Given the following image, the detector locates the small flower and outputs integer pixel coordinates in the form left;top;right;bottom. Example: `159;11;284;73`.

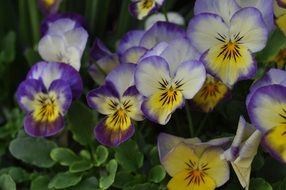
16;62;82;137
135;38;205;125
247;69;286;163
188;7;268;86
38;0;62;15
38;15;88;71
192;75;228;112
158;134;230;190
87;64;144;147
129;0;165;20
224;116;262;190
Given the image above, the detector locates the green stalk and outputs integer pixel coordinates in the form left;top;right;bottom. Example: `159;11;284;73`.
19;0;30;46
185;102;194;137
27;0;40;45
194;113;209;137
115;0;130;39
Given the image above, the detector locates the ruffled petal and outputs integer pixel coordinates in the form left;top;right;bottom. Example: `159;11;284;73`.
187;13;229;53
145;12;185;30
117;30;145;54
120;46;147;64
140;21;186;49
247;85;286;133
173;60;206;99
230;7;268;53
128;0;157;20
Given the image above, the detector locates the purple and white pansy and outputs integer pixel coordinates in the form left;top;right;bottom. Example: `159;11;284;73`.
129;0;165;20
16;61;82;137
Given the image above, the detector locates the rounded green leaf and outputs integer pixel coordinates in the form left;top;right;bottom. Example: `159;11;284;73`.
99;159;118;189
9;137;57;168
50;148;80;166
0;167;29;183
69;160;93;173
67;177;98;190
48;172;82;189
249;178;272;190
80;150;91;160
114;140;144;171
94;145;109;166
0;174;16;190
30;176;50;190
148;165;166;183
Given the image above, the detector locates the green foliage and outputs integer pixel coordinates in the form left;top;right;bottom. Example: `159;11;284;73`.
148;165;166;183
93;145;109;166
48;172;83;189
99;159;118;189
9;136;57;168
0;167;29;183
114;140;144;172
249;178;272;190
0;174;16;190
50;148;81;166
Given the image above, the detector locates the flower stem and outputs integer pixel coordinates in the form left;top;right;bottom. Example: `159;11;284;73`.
195;113;209;136
163;6;169;22
185;102;194;137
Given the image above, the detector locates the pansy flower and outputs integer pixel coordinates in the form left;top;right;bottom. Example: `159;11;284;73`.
145;12;185;30
135;38;206;125
129;0;165;20
158;133;230;190
247;69;286;162
192;75;228;112
16;62;82;137
188;7;268;86
224;116;262;190
87;64;144;147
38;0;62;15
38;15;88;71
88;38;119;85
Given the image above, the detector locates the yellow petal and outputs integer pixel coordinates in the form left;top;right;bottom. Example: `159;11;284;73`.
277;14;286;36
264;125;286;162
199;147;230;187
167;169;216;190
163;143;199;176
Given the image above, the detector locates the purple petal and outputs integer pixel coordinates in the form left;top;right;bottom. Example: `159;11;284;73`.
90;38;113;61
117;30;145;55
139;42;169;61
128;1;158;20
41;13;86;36
16;79;45;113
105;63;137;97
94;117;135;147
246;69;286;106
24;113;64;137
277;0;286;8
123;86;140;97
119;46;147;64
49;79;72;114
139;21;186;49
27;61;83;99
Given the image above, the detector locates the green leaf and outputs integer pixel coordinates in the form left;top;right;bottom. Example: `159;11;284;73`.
69;160;93;173
0;31;16;63
0;167;29;183
67;177;98;190
148;165;166;183
80;150;92;160
123;183;159;190
114;140;144;171
99;159;118;189
9;136;57;168
0;174;16;190
93;145;109;166
249;178;272;190
48;172;82;189
30;176;50;190
50;148;81;166
67;101;97;146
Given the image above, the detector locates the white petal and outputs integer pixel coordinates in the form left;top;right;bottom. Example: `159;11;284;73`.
38;35;65;62
47;18;76;35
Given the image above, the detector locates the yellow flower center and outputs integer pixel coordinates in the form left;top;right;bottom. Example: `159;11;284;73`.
43;0;55;6
185;160;210;186
142;0;154;9
32;92;60;122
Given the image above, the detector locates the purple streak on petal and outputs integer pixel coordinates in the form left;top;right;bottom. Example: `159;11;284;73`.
49;79;72;114
41;13;86;36
38;0;62;15
86;82;119;110
24;113;64;137
90;38;113;61
246;69;286;107
247;84;286;133
139;21;186;49
119;46;147;64
123;86;140;97
94;118;135;147
27;61;83;99
16;79;45;113
117;30;145;55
